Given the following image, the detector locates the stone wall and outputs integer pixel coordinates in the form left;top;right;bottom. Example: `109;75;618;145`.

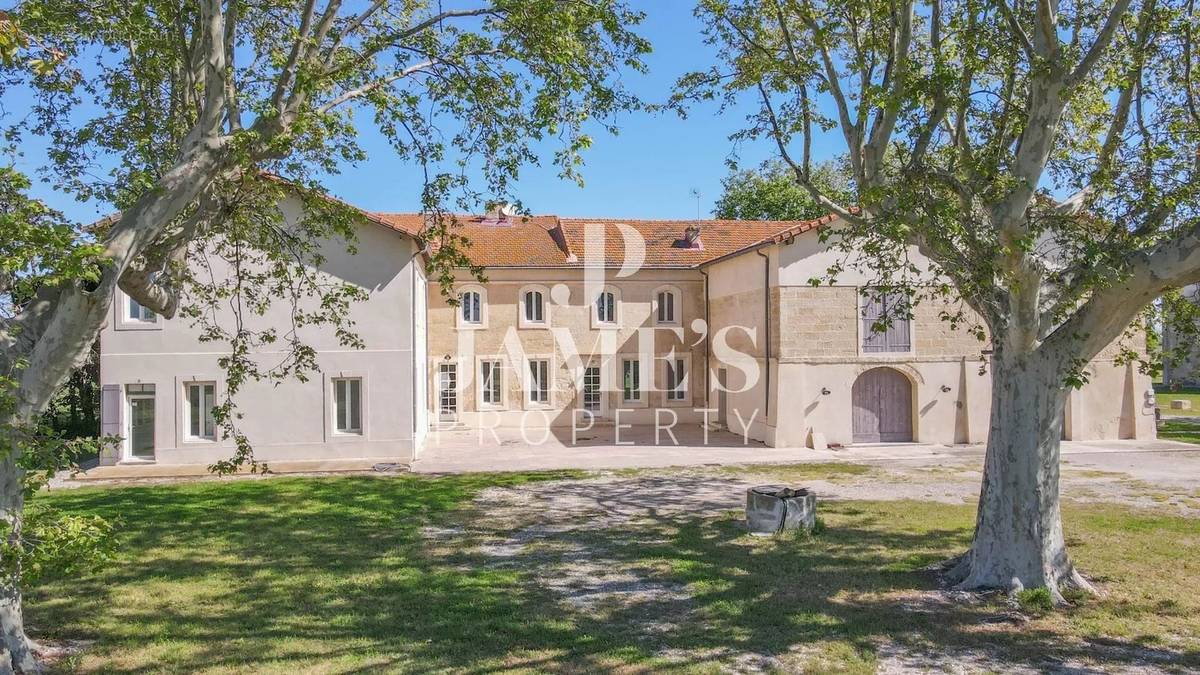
773;286;986;361
427;269;708;422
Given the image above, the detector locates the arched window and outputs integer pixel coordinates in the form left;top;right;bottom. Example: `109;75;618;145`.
653;286;681;325
519;285;550;327
525;291;544;322
458;289;484;326
595;289;616;324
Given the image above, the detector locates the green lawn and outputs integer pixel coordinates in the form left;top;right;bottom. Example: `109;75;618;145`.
1154;384;1200;416
1159;418;1200;444
29;472;1200;673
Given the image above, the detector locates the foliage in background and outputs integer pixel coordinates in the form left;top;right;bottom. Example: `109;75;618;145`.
713;158;853;221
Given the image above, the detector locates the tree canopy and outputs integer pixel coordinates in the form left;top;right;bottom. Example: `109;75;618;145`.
713;159;852;221
0;2;649;670
682;0;1200;602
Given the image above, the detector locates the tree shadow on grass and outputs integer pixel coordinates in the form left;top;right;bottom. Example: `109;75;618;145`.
28;473;1200;673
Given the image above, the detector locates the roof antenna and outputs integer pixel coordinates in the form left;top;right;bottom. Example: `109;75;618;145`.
690;188;701;223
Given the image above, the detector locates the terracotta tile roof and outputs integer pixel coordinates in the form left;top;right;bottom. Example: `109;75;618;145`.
554;218;803;268
369;211;839;268
372;213;574;266
370;212;426;237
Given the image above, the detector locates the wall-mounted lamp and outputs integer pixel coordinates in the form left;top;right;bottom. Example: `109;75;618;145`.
940;385;952;393
821;387;831;395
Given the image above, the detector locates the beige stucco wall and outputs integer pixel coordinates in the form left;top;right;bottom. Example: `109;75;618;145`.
704;226;1157;448
99;196;424;465
426;268;709;429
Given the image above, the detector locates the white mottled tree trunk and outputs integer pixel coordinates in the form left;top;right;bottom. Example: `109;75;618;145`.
947;340;1092;604
0;451;38;675
0;145;231;674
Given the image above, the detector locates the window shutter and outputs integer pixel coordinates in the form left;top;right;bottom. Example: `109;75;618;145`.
101;384;122;438
884;294;912;352
861;293;886;352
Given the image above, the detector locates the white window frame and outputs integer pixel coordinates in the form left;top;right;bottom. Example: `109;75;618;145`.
524;356;554;410
592;285;621;329
327;374;367;439
114;290;162;331
620;357;645;406
477;357;507;410
518;285;551;329
857;288;915;356
456;286;488;329
183;381;217;442
652;285;682;326
660;353;692;406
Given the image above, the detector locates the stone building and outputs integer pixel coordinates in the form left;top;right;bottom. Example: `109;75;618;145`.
97;200;1156;468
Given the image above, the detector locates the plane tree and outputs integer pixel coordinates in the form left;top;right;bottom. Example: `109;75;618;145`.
682;0;1200;602
0;1;648;671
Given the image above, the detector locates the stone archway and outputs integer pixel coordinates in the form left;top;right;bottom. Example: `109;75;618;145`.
851;367;914;443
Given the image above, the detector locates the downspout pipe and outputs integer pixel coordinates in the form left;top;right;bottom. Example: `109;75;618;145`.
699;267;711;409
755;249;771;419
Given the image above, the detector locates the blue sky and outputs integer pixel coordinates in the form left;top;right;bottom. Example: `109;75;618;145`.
14;1;843;224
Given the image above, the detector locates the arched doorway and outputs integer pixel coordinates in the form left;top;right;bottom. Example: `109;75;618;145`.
851;367;913;443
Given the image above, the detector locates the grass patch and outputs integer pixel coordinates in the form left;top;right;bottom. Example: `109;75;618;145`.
1154;385;1200;416
1158;419;1200;444
715;461;875;483
28;473;1200;673
1017;588;1054;616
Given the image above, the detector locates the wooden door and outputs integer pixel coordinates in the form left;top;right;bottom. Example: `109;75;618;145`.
851;367;913;443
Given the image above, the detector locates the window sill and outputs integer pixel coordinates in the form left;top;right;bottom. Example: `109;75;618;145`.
592;323;620;331
114;321;163;332
455;323;487;331
518;323;551;330
620;399;647;409
182;437;218;445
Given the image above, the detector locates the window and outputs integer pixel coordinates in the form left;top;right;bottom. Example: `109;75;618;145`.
528;359;550;405
438;364;457;421
622;359;641;403
333;377;363;434
861;290;912;353
582;365;602;412
127;296;156;323
655;288;679;325
480;360;503;407
185;382;216;440
596;290;616;324
666;358;687;401
524;290;544;323
460;290;482;324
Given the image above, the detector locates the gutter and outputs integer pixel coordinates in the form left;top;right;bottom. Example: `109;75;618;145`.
756;249;771;419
